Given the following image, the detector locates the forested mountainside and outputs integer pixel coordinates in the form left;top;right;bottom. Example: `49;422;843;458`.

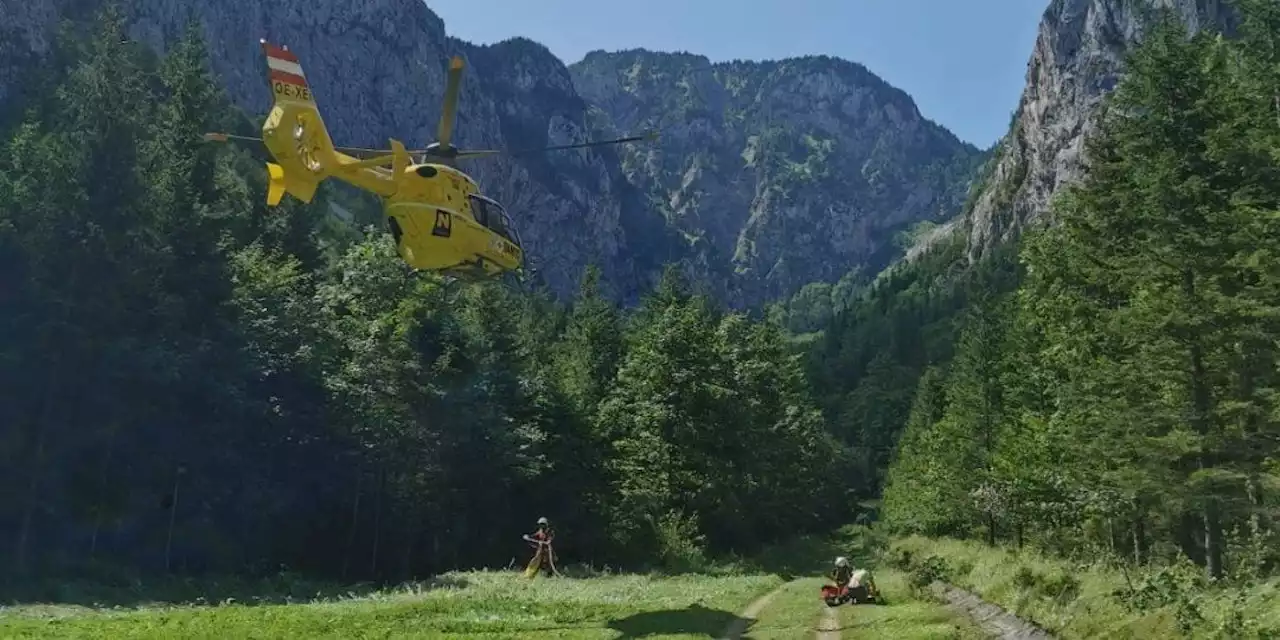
569;51;984;304
0;11;851;585
809;0;1280;593
0;0;982;307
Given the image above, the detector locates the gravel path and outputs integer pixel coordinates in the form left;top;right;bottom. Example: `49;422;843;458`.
929;581;1055;639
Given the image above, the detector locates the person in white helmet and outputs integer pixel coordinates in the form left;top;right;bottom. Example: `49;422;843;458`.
830;556;854;589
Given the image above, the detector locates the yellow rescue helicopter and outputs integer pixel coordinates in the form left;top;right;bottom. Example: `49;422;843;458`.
204;40;654;280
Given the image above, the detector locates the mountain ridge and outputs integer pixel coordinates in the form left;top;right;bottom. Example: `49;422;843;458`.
569;47;983;302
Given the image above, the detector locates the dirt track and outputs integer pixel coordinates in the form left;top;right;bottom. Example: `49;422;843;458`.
816;603;840;639
719;580;794;639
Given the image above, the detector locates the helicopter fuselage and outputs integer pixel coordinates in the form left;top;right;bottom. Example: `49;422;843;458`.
386;162;523;277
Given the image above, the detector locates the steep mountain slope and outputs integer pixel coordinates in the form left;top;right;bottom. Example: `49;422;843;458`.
570;51;985;304
962;0;1239;259
0;0;984;306
460;37;682;298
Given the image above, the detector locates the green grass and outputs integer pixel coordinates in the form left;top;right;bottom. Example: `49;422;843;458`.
0;526;1015;639
0;572;781;639
890;535;1280;639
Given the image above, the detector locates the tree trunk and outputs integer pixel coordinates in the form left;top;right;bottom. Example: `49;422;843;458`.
1184;271;1223;579
1204;498;1224;580
341;471;363;581
1108;518;1118;557
370;470;384;577
15;359;62;575
165;466;184;573
433;531;440;575
1133;513;1148;566
1247;474;1266;537
1247;474;1270;575
1178;513;1205;565
90;422;121;558
401;503;416;581
14;426;46;576
986;513;996;546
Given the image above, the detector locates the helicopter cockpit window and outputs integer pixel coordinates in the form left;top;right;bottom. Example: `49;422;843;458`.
498;208;521;247
470;195;516;244
487;202;510;241
469;195;489;227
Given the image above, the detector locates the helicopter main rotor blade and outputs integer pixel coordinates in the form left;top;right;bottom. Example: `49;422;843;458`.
451;131;658;160
202;127;657;161
453;149;504;159
508;132;657;156
202;132;397;160
437;56;464;150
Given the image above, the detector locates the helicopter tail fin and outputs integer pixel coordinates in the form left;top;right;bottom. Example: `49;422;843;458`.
258;40;335;205
265;162;287;206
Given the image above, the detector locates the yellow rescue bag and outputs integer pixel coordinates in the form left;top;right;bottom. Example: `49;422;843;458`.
524;546;544;578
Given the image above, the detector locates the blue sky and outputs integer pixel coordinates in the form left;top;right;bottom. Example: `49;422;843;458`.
428;1;1048;148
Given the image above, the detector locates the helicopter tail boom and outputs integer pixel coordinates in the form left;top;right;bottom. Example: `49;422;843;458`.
257;40;396;204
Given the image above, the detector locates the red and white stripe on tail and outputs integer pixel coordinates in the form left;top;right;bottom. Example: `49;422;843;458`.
261;40;312;100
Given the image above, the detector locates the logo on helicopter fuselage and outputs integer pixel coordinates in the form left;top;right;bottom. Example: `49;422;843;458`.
488;235;520;261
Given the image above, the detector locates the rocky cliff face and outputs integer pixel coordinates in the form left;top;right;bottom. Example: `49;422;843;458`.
0;0;983;306
0;0;77;109
963;0;1239;260
570;51;984;304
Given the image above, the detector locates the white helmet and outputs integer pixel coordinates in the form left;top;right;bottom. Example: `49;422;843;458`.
835;556;848;567
537;517;549;525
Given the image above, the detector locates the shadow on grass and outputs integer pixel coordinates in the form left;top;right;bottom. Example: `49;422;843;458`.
0;573;469;610
606;603;748;638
